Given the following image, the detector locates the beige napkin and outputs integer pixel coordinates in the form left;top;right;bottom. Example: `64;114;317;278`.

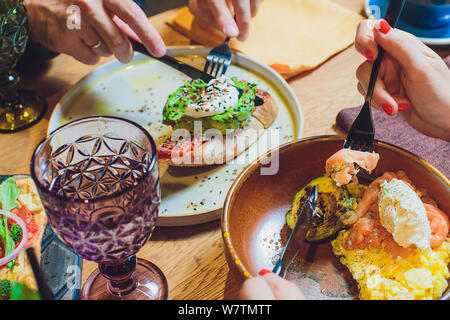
166;0;364;78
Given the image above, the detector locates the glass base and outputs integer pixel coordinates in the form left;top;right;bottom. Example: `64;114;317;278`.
0;89;47;133
81;259;169;300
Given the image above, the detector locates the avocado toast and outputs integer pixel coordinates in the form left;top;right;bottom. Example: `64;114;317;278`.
158;75;278;166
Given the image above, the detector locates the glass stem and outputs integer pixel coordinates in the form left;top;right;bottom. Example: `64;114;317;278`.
98;255;138;297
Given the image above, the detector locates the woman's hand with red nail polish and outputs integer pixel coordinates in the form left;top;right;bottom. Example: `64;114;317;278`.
354;19;450;141
239;270;305;300
378;19;391;34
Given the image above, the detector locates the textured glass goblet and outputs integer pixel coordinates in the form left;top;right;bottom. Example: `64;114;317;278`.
0;0;47;133
30;116;167;300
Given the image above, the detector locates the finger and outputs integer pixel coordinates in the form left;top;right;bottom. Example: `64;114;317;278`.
392;94;411;112
356;61;399;116
373;19;430;72
188;0;216;27
71;39;101;65
112;15;139;42
260;273;305;300
376;55;411;112
232;0;251;41
250;0;261;17
357;82;366;97
105;0;166;57
208;0;239;37
355;19;379;62
239;277;276;300
78;0;133;63
381;54;402;95
358;82;386;111
80;24;112;57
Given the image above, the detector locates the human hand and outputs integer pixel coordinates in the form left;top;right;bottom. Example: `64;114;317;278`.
239;269;305;300
355;19;450;141
23;0;166;65
188;0;261;41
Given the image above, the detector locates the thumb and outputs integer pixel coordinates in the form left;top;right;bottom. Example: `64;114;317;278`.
373;19;428;72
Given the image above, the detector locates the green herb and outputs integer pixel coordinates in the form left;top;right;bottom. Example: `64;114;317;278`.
9;281;40;300
0;177;21;212
9;224;22;244
0;178;21;271
0;279;11;300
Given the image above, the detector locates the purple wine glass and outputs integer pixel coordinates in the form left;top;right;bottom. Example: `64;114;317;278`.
30;116;167;300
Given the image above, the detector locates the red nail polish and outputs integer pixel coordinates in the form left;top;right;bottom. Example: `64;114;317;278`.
398;103;410;111
382;103;394;116
379;19;391;34
258;269;272;276
363;50;374;62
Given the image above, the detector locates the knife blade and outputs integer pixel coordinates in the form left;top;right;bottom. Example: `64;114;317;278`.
272;185;318;278
129;38;214;83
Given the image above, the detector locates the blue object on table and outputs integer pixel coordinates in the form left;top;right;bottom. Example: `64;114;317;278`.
0;175;83;300
366;0;450;45
402;0;450;29
134;0;145;10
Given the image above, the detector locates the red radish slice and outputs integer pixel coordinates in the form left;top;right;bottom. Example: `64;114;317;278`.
0;209;28;266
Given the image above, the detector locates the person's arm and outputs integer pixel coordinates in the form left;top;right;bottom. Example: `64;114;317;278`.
355;19;450;141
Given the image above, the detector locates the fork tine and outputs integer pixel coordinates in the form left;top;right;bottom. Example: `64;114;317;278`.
212;59;220;77
360;141;367;151
343;139;351;149
213;62;221;78
363;141;373;152
359;143;364;151
209;57;219;77
215;59;226;77
359;141;366;152
220;60;231;76
214;59;226;77
204;56;212;74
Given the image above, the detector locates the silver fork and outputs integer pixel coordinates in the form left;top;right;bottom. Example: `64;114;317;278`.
203;37;232;77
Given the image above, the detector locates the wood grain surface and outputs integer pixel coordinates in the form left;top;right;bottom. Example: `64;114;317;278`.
1;0;449;300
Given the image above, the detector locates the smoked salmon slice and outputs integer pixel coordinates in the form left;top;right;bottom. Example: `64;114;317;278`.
325;149;380;186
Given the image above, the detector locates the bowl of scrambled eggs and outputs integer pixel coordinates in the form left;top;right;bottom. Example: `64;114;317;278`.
222;135;450;300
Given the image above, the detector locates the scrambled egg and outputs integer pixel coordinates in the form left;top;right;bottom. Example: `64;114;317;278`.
332;231;450;300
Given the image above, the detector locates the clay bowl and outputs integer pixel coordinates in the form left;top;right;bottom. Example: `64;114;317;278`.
222;135;450;300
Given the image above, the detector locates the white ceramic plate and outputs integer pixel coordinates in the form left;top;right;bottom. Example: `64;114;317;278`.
49;46;303;226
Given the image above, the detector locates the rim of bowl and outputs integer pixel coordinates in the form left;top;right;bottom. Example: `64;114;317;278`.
30;115;158;204
221;135;450;279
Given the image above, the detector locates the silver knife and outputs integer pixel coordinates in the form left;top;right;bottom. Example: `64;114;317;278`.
129;37;214;83
272;185;318;278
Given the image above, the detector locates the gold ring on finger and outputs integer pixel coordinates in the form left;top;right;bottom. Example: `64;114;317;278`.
89;40;102;49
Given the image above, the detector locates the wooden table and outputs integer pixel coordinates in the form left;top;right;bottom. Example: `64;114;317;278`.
1;0;449;300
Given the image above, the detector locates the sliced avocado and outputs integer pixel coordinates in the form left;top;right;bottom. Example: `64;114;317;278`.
286;175;367;241
162;77;257;134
